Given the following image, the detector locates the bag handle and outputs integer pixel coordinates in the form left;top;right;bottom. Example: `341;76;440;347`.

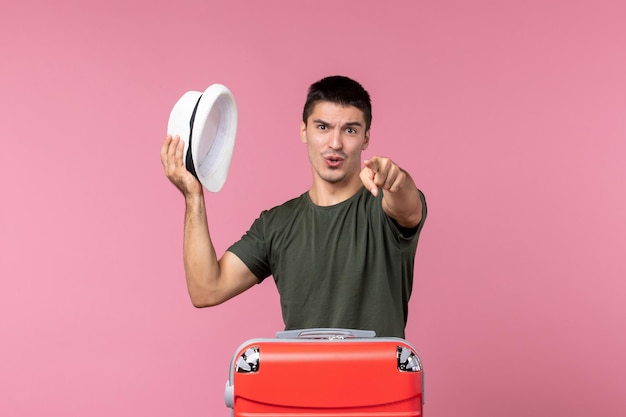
275;328;376;339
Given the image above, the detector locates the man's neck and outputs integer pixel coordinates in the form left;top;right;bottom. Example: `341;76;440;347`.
308;179;363;207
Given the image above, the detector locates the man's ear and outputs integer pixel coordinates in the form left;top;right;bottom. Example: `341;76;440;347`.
300;120;308;143
362;129;371;150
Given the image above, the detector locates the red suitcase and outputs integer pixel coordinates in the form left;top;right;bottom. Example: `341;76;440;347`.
224;328;424;417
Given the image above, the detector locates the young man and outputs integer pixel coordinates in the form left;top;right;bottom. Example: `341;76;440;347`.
161;75;426;337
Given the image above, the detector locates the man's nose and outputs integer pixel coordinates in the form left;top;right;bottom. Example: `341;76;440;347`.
329;129;342;149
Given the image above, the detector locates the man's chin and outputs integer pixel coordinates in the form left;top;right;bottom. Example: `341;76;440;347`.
321;171;346;184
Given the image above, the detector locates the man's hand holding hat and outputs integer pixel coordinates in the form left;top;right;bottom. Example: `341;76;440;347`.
161;134;203;197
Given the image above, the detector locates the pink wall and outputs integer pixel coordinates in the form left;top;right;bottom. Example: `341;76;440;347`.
1;0;624;416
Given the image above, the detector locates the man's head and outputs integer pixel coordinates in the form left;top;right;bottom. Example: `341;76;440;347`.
300;76;373;196
302;76;372;131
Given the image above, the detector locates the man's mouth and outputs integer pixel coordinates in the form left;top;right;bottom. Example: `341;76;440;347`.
325;155;345;167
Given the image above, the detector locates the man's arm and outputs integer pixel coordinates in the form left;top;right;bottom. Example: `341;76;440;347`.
161;135;258;307
360;156;423;228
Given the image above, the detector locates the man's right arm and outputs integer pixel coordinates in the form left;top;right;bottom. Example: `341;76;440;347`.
161;135;258;307
182;193;258;307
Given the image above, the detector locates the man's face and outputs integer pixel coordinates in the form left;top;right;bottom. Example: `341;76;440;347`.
300;101;370;186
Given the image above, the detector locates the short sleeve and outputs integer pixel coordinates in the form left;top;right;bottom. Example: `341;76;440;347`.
227;213;272;282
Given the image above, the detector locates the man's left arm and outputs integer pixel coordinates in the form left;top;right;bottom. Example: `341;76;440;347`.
360;156;423;229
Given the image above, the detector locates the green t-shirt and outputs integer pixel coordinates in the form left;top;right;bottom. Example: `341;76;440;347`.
228;187;427;338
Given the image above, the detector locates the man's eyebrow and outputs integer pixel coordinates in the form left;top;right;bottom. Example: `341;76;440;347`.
345;121;363;127
311;119;363;127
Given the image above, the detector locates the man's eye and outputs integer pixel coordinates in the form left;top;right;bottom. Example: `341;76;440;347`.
317;125;327;130
346;128;356;134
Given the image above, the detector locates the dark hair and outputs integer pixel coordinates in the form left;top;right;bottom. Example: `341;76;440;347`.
302;75;372;130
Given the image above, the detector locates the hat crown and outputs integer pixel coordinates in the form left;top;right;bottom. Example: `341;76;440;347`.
167;84;238;192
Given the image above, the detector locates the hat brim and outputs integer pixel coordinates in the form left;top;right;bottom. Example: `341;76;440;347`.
167;84;238;192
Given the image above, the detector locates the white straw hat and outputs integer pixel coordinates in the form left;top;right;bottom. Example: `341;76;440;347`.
167;84;238;192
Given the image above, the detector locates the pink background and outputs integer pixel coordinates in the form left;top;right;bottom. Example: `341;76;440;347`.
1;0;625;416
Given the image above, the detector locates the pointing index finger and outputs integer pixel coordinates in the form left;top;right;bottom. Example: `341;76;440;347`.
364;157;380;172
362;158;379;196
